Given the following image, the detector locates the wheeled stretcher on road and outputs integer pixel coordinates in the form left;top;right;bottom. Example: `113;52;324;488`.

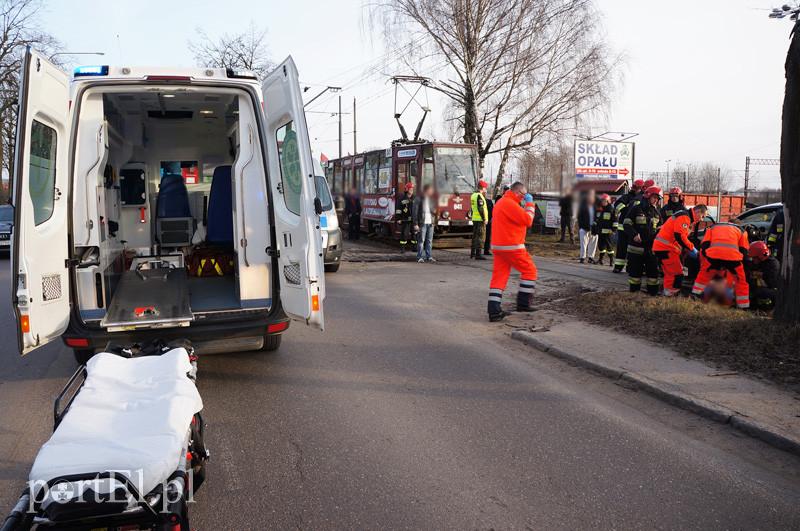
1;341;208;531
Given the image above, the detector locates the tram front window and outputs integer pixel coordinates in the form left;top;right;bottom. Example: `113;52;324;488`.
434;147;478;194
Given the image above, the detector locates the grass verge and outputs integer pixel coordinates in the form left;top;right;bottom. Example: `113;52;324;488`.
555;291;800;392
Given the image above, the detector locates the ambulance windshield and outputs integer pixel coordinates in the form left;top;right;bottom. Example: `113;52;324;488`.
434;147;477;194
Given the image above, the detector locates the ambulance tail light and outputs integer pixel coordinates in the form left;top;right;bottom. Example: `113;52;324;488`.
267;321;289;334
73;65;109;77
65;337;90;348
20;314;30;334
226;68;258;80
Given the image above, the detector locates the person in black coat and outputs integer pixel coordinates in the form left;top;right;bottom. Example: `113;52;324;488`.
558;190;574;243
344;187;361;240
483;195;495;256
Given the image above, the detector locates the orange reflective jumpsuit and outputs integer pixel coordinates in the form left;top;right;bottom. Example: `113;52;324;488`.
488;190;538;316
652;210;695;296
691;222;750;309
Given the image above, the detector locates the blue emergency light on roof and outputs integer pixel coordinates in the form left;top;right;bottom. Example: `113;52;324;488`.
74;65;109;77
226;68;257;80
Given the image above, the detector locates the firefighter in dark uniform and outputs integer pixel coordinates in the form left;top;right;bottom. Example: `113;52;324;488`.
612;179;645;273
745;241;780;311
766;208;785;261
595;194;616;266
623;186;663;295
397;182;416;252
661;186;685;220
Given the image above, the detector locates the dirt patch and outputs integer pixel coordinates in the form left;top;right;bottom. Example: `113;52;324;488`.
525;233;580;259
555;292;800;391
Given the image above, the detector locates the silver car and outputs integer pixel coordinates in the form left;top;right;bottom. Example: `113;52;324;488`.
0;205;12;254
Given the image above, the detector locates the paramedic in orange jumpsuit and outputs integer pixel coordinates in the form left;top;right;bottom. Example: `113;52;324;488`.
691;222;751;309
652;205;707;296
487;182;538;322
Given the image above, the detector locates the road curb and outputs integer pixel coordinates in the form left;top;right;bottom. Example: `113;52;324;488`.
510;330;800;457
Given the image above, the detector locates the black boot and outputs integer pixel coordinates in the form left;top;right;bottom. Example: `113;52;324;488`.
475;254;487;261
516;283;535;312
488;293;510;322
470;249;475;259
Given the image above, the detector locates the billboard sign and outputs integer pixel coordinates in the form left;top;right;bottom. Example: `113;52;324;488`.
574;140;634;180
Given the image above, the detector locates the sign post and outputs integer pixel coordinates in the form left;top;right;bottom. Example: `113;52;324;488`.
574;140;635;180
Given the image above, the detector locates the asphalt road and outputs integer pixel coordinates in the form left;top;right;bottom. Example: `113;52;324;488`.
1;255;799;529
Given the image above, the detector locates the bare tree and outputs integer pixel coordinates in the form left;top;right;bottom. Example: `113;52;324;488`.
370;0;618;192
777;17;800;323
0;0;60;202
189;22;274;79
516;144;572;193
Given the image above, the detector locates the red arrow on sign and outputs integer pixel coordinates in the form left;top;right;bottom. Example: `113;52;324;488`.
618;169;629;176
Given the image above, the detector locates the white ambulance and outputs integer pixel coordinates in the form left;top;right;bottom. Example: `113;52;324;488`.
11;49;325;362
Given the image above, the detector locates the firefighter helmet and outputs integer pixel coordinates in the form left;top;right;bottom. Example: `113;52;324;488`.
643;179;655;189
599;193;611;202
748;241;770;262
669;186;683;196
404;182;415;191
478;180;488;189
632;179;645;190
644;186;662;199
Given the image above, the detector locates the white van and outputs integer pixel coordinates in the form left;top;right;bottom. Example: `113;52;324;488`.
11;49;325;362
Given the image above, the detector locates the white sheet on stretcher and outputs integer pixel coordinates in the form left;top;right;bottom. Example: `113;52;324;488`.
29;348;203;497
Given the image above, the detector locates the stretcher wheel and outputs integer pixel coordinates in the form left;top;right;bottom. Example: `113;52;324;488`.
261;334;282;352
73;349;95;365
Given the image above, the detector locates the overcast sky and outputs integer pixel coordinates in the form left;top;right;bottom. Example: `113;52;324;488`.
40;0;790;188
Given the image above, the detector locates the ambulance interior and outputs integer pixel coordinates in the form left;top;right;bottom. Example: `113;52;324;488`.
72;87;273;329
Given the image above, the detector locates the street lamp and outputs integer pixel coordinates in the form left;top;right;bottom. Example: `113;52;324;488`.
665;159;672;185
49;51;105;61
303;86;342;108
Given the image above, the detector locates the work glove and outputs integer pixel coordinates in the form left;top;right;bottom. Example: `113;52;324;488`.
688;248;699;260
523;193;533;203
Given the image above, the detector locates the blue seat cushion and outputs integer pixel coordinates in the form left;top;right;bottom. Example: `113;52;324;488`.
206;166;233;245
156;173;192;218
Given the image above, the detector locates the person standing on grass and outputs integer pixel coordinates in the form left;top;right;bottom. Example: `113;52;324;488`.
487;182;538;322
624;186;663;295
577;191;598;264
558;188;574;243
594;194;616;266
344;186;361;241
413;184;437;263
470;180;489;260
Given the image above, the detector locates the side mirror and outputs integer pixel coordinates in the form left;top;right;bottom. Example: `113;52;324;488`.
314;197;324;216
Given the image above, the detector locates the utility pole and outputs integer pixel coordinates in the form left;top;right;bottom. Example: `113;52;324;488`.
338;95;342;159
744;156;750;203
717;167;723;220
353;97;357;155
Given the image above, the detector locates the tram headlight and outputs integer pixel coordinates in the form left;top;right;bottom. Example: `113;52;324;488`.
442;211;450;219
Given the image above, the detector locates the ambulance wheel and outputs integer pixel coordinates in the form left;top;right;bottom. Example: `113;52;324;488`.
325;263;340;273
73;349;95;365
262;334;282;352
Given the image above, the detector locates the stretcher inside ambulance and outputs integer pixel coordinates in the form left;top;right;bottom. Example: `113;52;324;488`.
11;50;325;360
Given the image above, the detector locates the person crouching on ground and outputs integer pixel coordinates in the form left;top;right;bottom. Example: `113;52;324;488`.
745;241;779;311
652;205;707;296
487;182;538;322
691;220;750;309
413;184;437;263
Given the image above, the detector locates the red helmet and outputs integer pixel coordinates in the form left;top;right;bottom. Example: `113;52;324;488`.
478;180;488;189
669;186;683;195
404;182;415;191
643;179;655;189
644;186;662;199
599;193;611;202
632;179;645;190
748;241;770;262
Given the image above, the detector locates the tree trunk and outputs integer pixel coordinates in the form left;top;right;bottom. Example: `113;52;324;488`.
493;139;513;196
776;21;800;323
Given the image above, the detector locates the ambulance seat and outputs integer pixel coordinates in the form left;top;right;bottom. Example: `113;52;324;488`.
206;166;233;246
156;173;194;247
